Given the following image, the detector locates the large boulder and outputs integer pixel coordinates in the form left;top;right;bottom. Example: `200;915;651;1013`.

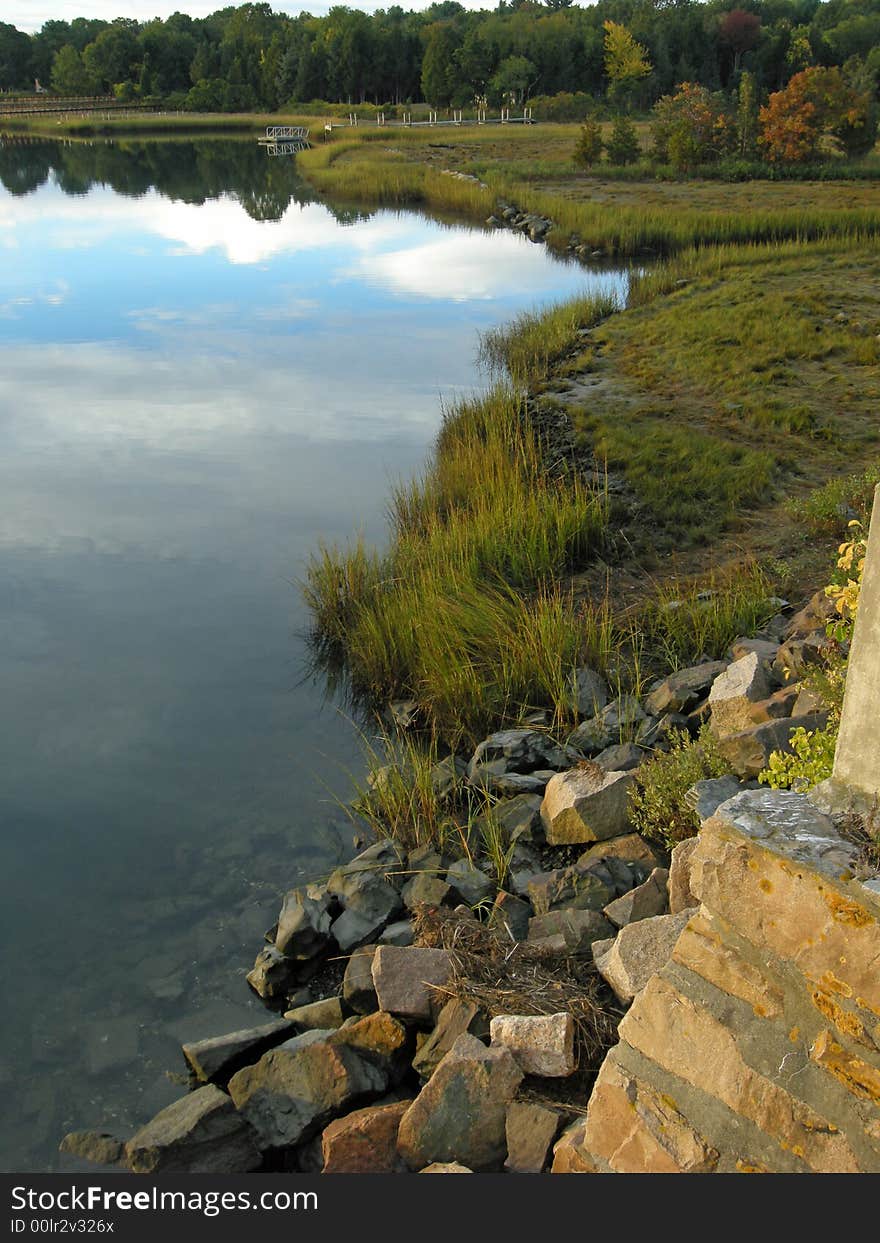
320;1101;410;1174
490;1012;576;1077
594;910;692;1005
182;1019;296;1087
227;1031;387;1149
397;1033;524;1171
274;885;334;959
541;767;634;845
125;1085;261;1174
371;946;453;1023
708;653;771;737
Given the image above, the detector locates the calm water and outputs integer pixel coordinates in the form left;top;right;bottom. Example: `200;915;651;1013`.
0;136;627;1171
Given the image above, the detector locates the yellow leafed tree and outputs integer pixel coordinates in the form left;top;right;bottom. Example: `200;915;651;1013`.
603;20;652;107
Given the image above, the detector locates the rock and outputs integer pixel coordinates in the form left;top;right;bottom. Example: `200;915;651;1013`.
550;1119;598;1173
484;793;544;844
490;1012;576;1077
429;755;467;800
576;832;665;875
182;1019;297;1087
274;885;334;960
570;666;608;717
594;910;692;1005
668;838;700;914
59;1131;124;1168
569;697;646;754
371;946;453;1023
467;729;572;785
490;771;554;796
792;686;826;716
419;1162;473;1173
683;775;743;822
527;865;614;916
773;634;829;684
747;685;800;723
321;1100;410;1174
784;590;835;640
283;997;345;1030
402;872;453;911
445;859;495;907
541;766;634;845
125;1085;261;1173
331;906;388;953
246;946;298;1001
527;908;615;954
488;891;532;941
397;1033;524;1171
343;945;379;1015
603;867;669;929
228;1032;387;1150
708;653;772;736
329;1011;412;1083
716;712;828;780
379;920;414;947
729;637;780;663
593;742;646;772
327;866;403;926
412;999;490;1080
505;1102;565;1173
644;662;728;716
582;853;640;897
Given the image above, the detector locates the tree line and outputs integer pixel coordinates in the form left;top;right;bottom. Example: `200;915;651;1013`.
0;1;877;118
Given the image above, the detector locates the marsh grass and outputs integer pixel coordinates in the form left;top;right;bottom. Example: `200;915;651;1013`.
304;387;610;745
479;291;620;387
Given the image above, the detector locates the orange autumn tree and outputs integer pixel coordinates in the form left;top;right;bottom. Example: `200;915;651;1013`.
759;66;871;163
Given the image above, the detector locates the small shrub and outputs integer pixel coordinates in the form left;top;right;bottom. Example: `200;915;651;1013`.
785;468;880;534
757;724;837;792
825;520;867;643
628;727;732;849
605;114;640;166
574;118;604;168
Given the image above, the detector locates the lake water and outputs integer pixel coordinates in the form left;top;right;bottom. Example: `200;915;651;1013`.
0;136;627;1171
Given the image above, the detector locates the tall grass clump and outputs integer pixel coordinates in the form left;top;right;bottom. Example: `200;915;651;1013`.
479;290;621;387
637;563;776;669
785;467;880;534
303;386;610;746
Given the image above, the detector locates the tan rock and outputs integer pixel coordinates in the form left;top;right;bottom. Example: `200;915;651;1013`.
668;837;700;914
576;832;665;873
505;1102;564;1173
320;1101;409;1173
671;911;784;1019
619;975;861;1172
371;945;453;1023
419;1162;473;1173
550;1120;598;1173
708;652;771;737
809;1030;880;1105
603;867;669;928
283;997;344;1029
595;910;692;1004
583;1051;719;1173
541;767;634;845
490;1012;576;1077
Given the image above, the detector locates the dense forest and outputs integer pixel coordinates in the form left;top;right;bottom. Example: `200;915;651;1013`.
0;1;877;115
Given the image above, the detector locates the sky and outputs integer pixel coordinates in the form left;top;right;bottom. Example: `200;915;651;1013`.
8;0;510;34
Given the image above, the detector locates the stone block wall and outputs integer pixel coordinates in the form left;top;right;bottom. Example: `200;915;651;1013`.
566;789;880;1173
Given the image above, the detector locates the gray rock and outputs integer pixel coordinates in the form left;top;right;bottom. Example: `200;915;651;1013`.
246;946;298;1001
527;865;614;917
125;1085;261;1173
412;999;490;1080
343;945;379;1014
644;662;728;716
570;666;609;717
182;1019;297;1087
228;1032;386;1149
326;866;403;926
489;771;554;796
594;909;692;1004
481;793;544;844
576;832;666;875
328;1011;412;1083
402;872;453;911
729;637;780;663
467;729;572;784
684;775;744;822
637;712;691;750
716;712;828;780
445;859;495;907
379;920;414;947
541;766;634;845
371;946;453;1023
331;906;390;953
603;867;669;928
527;908;615;953
274;885;334;960
398;1033;523;1171
429;754;468;800
593;742;646;772
487;891;532;941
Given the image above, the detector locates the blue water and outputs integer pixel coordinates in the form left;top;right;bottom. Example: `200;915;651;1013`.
0;137;626;1170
